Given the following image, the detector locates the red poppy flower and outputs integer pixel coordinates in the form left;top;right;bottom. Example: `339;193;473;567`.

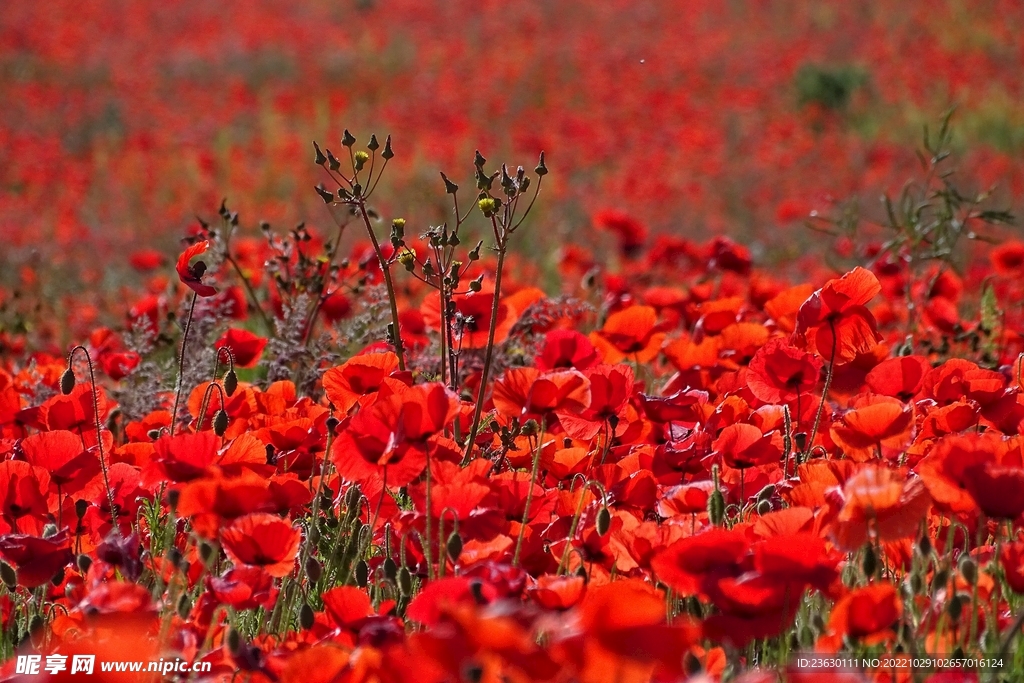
152;431;219;482
207;565;278;611
0;531;73;588
421;289;517;349
829;397;914;461
220;512;301;577
215;328;268;368
331;383;458;487
176;240;217;297
825;584;901;644
593;209;648;257
322;351;404;413
865;355;931;401
992;239;1024;277
651;528;748;596
492;368;591;421
747;337;823;404
98;350;141;380
20;429;99;491
0;460;51;534
558;364;634;440
593;305;666;363
916;433;1024;519
535;329;599;371
1000;541;1024;594
795;267;881;363
830;466;931;551
714;423;781;470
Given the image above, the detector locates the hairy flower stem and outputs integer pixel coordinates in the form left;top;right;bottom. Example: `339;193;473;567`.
513;418;545;567
463;234;507;460
67;346;120;536
357;200;405;371
807;320;837;452
170;292;199;436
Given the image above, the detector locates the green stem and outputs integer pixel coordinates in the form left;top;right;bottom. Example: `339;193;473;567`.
513;417;545;567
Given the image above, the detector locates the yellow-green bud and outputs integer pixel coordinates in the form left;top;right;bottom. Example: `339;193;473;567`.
478;197;498;216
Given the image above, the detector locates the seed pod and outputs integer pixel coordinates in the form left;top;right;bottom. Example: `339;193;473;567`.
60;368;76;395
305;556;323;584
383;557;398;582
214;410;229;436
446;532;463;562
0;562;17;589
313;141;328;166
77;554;93;573
223;369;238;397
398;567;413;596
355;559;370;588
534;151;548;176
707;489;725;527
862;545;877;578
299;603;315;630
596;507;611;536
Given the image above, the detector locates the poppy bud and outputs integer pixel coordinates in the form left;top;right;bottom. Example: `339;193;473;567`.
958;556;977;584
355;559;370;588
305;556;322;583
862;545;877;578
917;534;932;557
51;567;65;586
60;367;76;395
308;525;321;546
932;567;950;591
177;593;191;619
42;524;57;539
596;507;611;536
575;564;588;582
167;489;180;511
756;499;772;516
167;547;183;567
398;566;413;596
299;603;315;630
756;484;776;502
799;624;815;647
383;557;398;582
947;594;963;621
1;562;17;589
226;628;241;655
345;485;362;511
313;141;328;166
447;532;463;562
77;554;92;573
707;489;725;527
28;615;43;635
148;429;162;440
199;541;215;565
811;613;826;633
265;444;276;465
462;662;484;683
214;410;229;436
685;596;703;617
224;369;238;397
520;419;540;437
469;275;483;292
910;572;924;595
793;432;808;452
682;652;702;677
75;499;89;519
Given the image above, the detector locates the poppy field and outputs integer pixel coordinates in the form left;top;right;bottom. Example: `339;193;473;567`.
5;1;1024;682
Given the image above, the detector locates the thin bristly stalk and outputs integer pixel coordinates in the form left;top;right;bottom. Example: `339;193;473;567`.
513;418;545;567
807;320;837;451
357;199;406;371
170;292;199;435
66;346;120;536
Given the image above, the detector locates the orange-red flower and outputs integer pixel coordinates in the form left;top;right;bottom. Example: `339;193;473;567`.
215;328;268;368
830;466;931;551
747;337;823;404
592;305;665;363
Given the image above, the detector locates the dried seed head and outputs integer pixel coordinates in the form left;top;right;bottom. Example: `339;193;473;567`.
342;130;356;148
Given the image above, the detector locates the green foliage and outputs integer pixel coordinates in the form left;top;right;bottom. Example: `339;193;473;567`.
795;63;866;110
